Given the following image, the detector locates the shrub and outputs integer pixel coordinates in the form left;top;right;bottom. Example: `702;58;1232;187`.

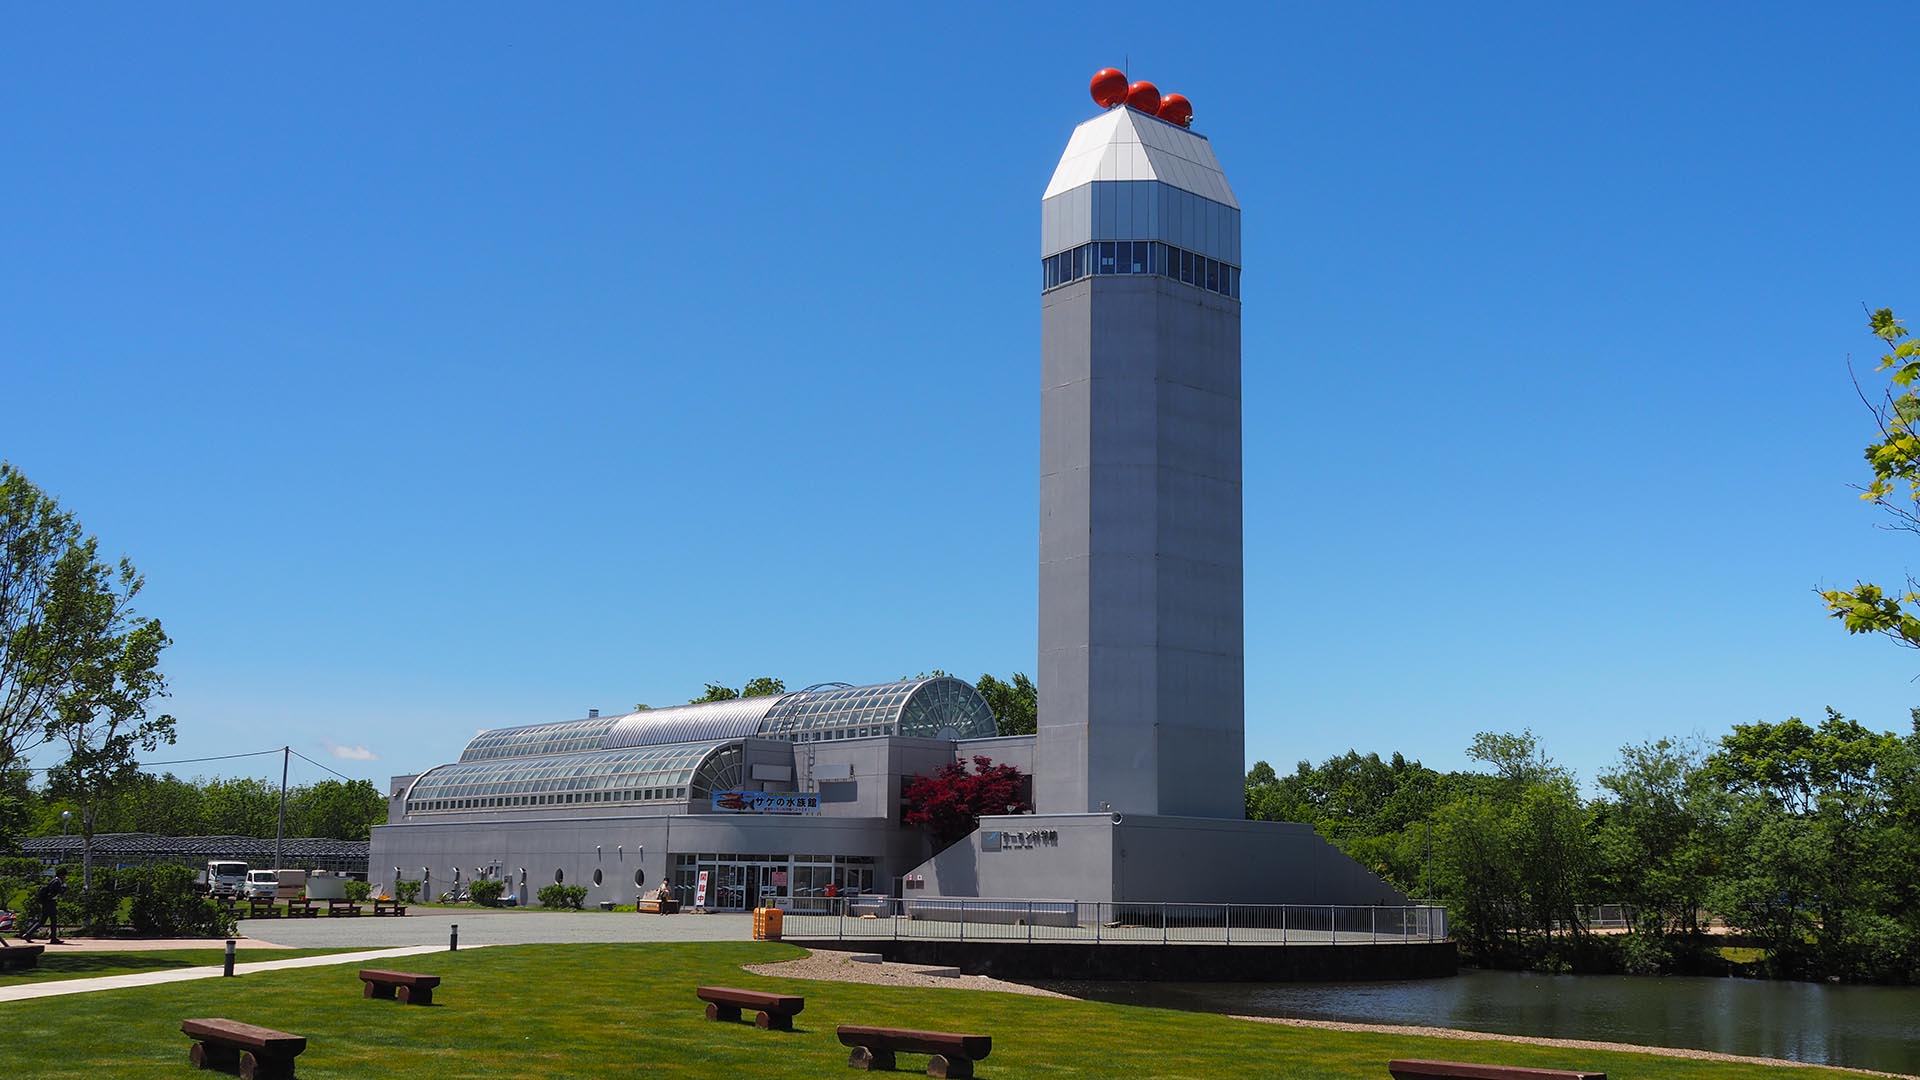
120;864;234;937
537;883;587;909
394;879;421;904
344;879;371;902
76;867;122;934
468;879;506;905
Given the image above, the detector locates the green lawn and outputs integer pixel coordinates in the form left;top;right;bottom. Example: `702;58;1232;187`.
0;948;350;987
0;942;1866;1079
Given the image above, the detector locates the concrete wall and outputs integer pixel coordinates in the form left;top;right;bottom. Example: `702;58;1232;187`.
911;813;1406;907
1111;816;1405;906
368;812;931;906
807;939;1458;982
912;813;1117;901
1038;270;1245;820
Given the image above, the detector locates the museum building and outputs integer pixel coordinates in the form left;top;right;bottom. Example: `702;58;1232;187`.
370;677;1037;909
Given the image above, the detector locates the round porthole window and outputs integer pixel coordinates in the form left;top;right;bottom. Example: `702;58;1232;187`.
592;868;603;887
633;868;646;887
554;868;565;884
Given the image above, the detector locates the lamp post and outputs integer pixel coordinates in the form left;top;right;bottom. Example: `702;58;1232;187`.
60;810;71;858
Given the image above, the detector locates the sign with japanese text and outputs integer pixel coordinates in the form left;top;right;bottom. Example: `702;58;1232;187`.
981;828;1058;851
709;790;822;815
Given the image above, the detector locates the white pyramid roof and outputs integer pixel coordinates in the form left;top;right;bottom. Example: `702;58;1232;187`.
1042;107;1238;209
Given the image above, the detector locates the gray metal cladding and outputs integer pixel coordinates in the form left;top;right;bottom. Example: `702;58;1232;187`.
605;697;785;749
1042;181;1241;265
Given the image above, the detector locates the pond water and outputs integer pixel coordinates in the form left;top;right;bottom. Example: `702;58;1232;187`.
1044;969;1920;1076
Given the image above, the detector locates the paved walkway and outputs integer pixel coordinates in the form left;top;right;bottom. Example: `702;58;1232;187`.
2;937;292;952
0;945;444;1003
240;909;754;948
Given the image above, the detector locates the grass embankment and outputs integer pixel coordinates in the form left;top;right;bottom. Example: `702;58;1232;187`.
0;942;1870;1080
0;948;352;987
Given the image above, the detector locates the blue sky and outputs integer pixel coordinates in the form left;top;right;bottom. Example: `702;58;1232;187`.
7;5;1920;793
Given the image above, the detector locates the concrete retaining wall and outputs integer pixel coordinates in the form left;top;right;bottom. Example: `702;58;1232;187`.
798;938;1458;981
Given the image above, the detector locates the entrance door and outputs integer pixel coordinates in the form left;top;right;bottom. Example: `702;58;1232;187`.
709;863;747;911
755;864;788;908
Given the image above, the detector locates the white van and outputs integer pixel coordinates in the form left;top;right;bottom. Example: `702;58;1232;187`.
242;870;280;900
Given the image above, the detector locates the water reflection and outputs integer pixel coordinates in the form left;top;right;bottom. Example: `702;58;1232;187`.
1043;969;1920;1076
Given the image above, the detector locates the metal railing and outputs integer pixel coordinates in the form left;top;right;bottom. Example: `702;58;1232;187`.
778;898;1448;945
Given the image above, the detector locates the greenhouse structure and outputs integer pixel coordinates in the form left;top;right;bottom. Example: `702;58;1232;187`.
371;677;1033;909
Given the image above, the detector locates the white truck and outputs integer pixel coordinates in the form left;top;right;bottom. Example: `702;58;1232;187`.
206;860;248;899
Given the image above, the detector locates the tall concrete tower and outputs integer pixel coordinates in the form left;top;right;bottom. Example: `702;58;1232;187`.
1035;102;1245;819
908;86;1402;905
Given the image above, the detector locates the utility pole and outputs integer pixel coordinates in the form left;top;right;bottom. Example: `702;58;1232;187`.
274;745;289;870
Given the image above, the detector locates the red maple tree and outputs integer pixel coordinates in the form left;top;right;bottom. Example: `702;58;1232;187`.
901;755;1032;849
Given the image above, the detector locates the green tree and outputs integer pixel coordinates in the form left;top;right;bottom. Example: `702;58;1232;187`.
85;772;208;835
1245;750;1449;892
1703;710;1916;979
1824;308;1920;650
740;677;785;698
974;673;1036;737
690;677;784;704
286;779;386;840
1;463;174;854
1594;738;1719;936
690;683;739;703
201;777;279;836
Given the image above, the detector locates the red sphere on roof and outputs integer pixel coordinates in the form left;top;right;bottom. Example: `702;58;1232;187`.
1090;68;1129;109
1157;93;1194;128
1125;80;1161;114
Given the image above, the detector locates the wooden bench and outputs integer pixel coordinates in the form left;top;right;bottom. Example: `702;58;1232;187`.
0;944;45;970
1389;1061;1607;1080
325;899;361;917
696;985;804;1031
283;898;317;918
245;898;280;919
636;898;680;915
180;1018;306;1080
837;1025;992;1078
359;968;440;1005
371;900;407;917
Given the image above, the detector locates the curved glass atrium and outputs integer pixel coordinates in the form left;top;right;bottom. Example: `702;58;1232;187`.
407;742;745;816
407;677;998;817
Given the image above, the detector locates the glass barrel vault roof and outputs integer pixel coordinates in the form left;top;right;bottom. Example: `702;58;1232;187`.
757;677;996;741
454;677;997;763
406;740;745;814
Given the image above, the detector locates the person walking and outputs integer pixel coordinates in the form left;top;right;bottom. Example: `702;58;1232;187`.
20;867;69;945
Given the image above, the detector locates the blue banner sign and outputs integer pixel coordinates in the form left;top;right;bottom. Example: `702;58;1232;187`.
709;790;821;815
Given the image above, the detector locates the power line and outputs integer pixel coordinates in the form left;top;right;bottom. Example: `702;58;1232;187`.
288;747;360;785
18;748;287;773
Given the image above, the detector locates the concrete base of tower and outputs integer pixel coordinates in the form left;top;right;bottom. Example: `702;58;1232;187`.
905;813;1406;906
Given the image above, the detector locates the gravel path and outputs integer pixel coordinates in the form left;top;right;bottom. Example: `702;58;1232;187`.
743;949;1072;998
